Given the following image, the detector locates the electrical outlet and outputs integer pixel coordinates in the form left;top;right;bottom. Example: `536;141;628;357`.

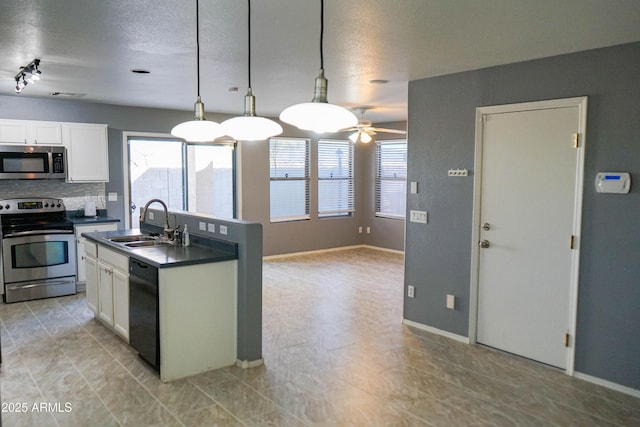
219;225;228;235
408;285;415;298
148;212;155;220
446;294;455;310
358;226;362;233
199;222;206;231
207;223;215;233
366;227;371;234
108;192;117;201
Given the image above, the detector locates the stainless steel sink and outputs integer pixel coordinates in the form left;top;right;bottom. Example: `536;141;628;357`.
124;240;172;248
108;235;156;243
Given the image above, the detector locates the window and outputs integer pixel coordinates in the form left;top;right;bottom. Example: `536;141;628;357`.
318;139;354;217
128;138;235;228
269;138;310;222
376;140;407;219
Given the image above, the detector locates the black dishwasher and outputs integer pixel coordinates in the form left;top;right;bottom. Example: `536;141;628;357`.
129;258;160;373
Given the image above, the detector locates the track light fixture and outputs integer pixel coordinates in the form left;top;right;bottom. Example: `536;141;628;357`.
14;59;41;94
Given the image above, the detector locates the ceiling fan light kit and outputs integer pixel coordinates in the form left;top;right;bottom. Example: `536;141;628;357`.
222;0;283;141
171;0;225;143
279;0;357;133
343;107;407;143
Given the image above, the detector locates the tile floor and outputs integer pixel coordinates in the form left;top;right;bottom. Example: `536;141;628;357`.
1;247;639;426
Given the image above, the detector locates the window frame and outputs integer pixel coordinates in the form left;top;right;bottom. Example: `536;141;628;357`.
126;136;237;229
375;139;408;220
269;137;311;223
317;138;355;218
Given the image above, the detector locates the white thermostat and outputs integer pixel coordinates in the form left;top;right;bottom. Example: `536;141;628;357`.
595;172;631;194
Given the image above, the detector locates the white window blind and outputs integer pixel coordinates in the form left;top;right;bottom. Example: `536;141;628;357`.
269;138;310;222
318;139;354;217
376;140;407;219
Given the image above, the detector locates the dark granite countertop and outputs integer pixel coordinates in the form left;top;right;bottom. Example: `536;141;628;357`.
67;210;121;225
82;228;238;269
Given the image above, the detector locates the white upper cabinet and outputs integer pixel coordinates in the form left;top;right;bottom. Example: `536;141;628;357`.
63;122;109;182
0;119;62;145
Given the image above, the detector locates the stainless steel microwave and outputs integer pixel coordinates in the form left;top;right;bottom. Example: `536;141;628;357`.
0;145;66;179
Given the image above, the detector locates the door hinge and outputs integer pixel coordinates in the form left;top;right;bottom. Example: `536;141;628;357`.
573;133;580;148
565;333;570;347
569;235;575;250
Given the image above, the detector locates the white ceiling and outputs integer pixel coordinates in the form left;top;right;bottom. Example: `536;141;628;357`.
2;0;640;124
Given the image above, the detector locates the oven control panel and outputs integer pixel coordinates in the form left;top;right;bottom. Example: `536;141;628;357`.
0;198;65;214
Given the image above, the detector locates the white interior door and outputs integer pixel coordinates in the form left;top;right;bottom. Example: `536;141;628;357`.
476;100;584;369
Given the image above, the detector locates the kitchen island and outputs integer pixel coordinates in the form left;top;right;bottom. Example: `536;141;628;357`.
82;228;239;382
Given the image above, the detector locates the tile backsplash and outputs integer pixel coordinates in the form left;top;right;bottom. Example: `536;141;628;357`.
0;180;106;211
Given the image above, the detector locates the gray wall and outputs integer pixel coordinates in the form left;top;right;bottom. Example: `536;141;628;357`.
405;42;640;390
360;121;407;252
0;95;405;255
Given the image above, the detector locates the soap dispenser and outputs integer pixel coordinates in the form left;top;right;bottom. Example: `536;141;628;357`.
182;224;190;247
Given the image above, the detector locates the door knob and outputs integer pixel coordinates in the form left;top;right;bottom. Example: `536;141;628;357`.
479;240;490;248
482;223;491;231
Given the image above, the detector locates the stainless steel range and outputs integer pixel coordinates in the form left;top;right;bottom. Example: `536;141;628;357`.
1;198;76;303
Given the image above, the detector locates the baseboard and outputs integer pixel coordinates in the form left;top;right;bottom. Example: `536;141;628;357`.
236;358;264;369
573;372;640;398
361;245;404;255
402;318;470;344
264;244;403;260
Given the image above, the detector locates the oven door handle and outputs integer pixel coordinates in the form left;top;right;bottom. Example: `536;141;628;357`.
6;279;74;291
3;229;74;238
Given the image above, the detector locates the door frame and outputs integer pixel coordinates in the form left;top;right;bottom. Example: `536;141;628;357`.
468;97;587;375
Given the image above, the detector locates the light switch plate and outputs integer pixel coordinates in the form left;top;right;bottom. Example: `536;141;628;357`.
199;222;206;231
219;225;228;235
410;210;428;224
107;192;117;201
410;181;418;194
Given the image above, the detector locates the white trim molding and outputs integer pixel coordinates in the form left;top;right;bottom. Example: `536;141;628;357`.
402;318;470;344
263;244;403;260
469;96;587;376
574;372;640;399
236;358;264;369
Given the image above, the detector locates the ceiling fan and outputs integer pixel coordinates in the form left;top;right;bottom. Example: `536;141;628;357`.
342;107;406;143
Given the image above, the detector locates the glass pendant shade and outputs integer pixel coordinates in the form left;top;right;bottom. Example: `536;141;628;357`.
170;0;224;143
171;96;225;142
279;67;357;134
222;89;283;141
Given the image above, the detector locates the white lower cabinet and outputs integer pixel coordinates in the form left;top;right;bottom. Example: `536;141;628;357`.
85;255;99;314
75;222;118;285
84;242;129;342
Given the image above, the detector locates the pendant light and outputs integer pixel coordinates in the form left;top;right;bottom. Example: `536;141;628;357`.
221;0;283;141
279;0;357;133
171;0;225;142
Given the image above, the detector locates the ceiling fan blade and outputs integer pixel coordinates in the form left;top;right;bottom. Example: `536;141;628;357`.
339;127;359;132
369;127;407;135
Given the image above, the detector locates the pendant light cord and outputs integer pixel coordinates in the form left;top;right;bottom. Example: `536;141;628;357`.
247;0;252;89
319;0;324;71
196;0;201;97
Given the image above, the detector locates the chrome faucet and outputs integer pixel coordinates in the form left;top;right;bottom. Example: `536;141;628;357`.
139;199;176;240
